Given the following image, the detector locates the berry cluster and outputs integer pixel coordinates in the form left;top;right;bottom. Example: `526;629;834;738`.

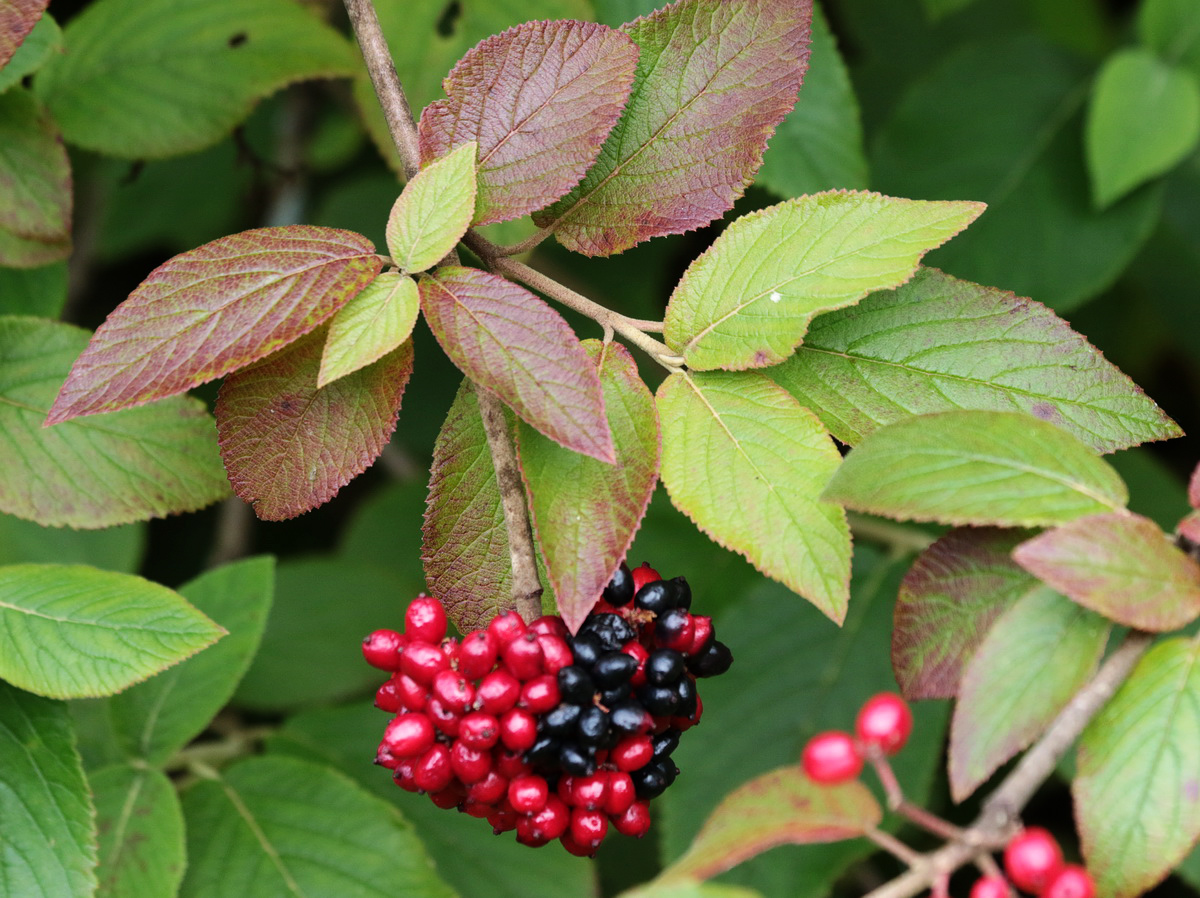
363;561;732;855
968;828;1094;898
800;692;914;784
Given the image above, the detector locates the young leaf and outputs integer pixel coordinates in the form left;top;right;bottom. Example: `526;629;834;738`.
1138;0;1200;81
0;88;70;250
0;0;46;68
0;316;228;528
756;2;867;197
47;226;380;424
518;340;659;632
0;564;225;699
216;327;413;521
661;766;881;882
1075;637;1200;898
0;682;96;898
0;11;59;92
319;272;420;387
657;371;850;623
386;141;477;272
418;20;639;224
948;587;1109;801
663;192;983;371
180;756;456;898
823;411;1129;527
872;36;1162;312
533;0;813;256
423;380;515;632
32;0;355;159
1085;49;1200;209
1013;512;1200;631
893;527;1037;700
770;267;1182;453
419;266;613;461
109;557;274;765
91;764;185;898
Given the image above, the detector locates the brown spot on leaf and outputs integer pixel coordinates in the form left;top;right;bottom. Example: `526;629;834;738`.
1185;779;1199;802
1031;402;1060;422
228;32;247;48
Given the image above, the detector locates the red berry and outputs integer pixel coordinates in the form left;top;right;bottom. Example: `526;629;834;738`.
405;596;447;644
487;807;517;833
392;673;428;711
559;831;596;857
969;876;1011;898
611;800;651;837
537;634;573;674
450;739;492;784
440;637;460;666
611;734;654;772
524;795;570;842
502;631;544;680
400;642;450;684
429;781;466;809
855;693;913;756
1042;866;1094;898
374;743;401;770
392;758;419;792
362;629;405;670
426;697;461;738
508;775;550;814
570;807;608;849
564;772;608;810
499;708;538;752
520;675;561;713
467;770;508;805
1003;827;1064;894
686;615;714;656
457;711;500;751
374;680;402;713
495;748;531;779
458;630;498;679
529;615;569;639
432;668;475;713
476;669;521;715
621;641;649;687
413;743;454;792
801;731;863;784
630;563;661;593
488;610;527;646
602;772;636;816
462;799;493;818
382;712;435;758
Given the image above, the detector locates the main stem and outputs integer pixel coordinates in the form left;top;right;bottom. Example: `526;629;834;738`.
343;0;543;620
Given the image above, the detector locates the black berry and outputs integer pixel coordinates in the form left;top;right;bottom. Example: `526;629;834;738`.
603;563;635;607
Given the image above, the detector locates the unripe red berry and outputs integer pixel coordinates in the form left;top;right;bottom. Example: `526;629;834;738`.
405;596;447;644
457;711;500;750
462;799;493;819
440;637;460;667
611;734;654;772
426;697;461;738
400;641;450;684
488;610;527;646
374;743;401;770
520;674;561;713
458;630;498;679
1042;865;1094;898
413;743;454;792
488;807;517;834
559;831;596;857
630;563;661;593
570;807;608;850
476;669;521;715
602;771;636;816
495;748;531;779
392;673;428;711
392;758;419;792
529;615;569;639
467;770;508;805
801;731;863;784
537;634;573;674
508;774;550;814
429;781;466;809
374;679;402;713
621;641;649;687
499;707;538;752
969;876;1011;898
686;615;714;656
449;739;492;784
362;629;405;670
382;712;435;758
611;800;651;837
525;795;570;842
502;631;544;680
1003;827;1064;894
564;772;608;810
855;692;913;756
431;668;475;713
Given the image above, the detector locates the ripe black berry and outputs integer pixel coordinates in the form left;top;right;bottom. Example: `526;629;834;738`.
577;706;610;745
540;703;582;736
602;562;635;607
645;649;685;686
610;702;652;734
581;613;636;651
599;684;632;706
526;735;561;767
655;608;693;650
651;729;680;760
633;580;673;614
592;651;638;688
560;743;596;775
557;665;595;704
675;676;698;718
569;632;603;668
689;640;733;677
637;684;679;716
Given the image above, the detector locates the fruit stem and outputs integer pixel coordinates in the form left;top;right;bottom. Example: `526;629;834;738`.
868;749;966;842
867;827;923;867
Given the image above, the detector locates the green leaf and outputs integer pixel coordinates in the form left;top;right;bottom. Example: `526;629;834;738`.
0;563;225;699
0;13;60;94
0;0;47;69
1086;49;1200;209
769;267;1182;453
518;340;659;632
216;327;414;521
1075;637;1200;898
620;883;761;898
534;0;812;256
663;192;983;371
47;225;381;425
0;88;70;255
657;371;850;623
1138;0;1200;82
0;260;66;316
92;764;185;898
234;558;408;710
756;2;867;196
419;266;613;462
948;587;1109;800
0;682;96;897
1014;512;1200;631
872;36;1163;312
893;527;1036;700
319;273;420;387
823;411;1129;527
267;702;597;898
662;767;881;882
0;316;229;528
0;513;144;572
0;217;69;267
33;0;355;159
180;755;457;898
109;557;274;765
660;555;949;898
386;142;477;272
417;21;638;224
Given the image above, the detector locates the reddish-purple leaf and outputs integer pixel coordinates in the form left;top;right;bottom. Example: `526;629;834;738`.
1190;461;1200;510
893;527;1038;700
419;266;613;462
423;380;516;632
518;341;659;633
418;20;638;225
1179;511;1200;546
215;328;412;521
533;0;812;256
0;0;46;68
46;226;381;425
1013;512;1200;631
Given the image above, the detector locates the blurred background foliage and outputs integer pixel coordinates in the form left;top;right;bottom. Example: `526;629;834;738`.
4;0;1198;894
